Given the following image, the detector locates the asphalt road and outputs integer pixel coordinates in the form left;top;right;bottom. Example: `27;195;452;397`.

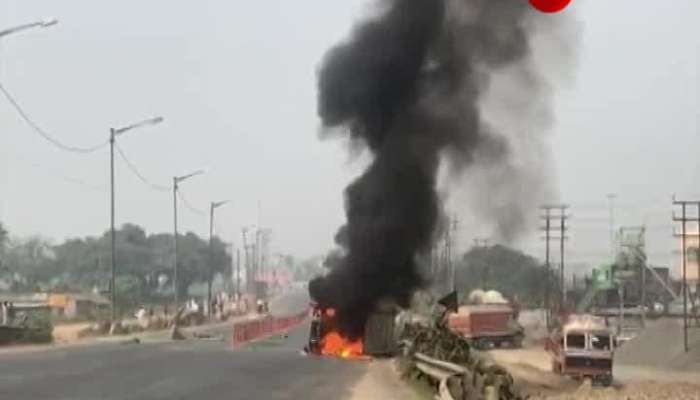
0;317;366;399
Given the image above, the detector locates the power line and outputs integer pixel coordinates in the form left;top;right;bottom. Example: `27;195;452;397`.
0;81;108;154
114;143;170;192
540;204;569;325
177;189;207;217
13;154;105;192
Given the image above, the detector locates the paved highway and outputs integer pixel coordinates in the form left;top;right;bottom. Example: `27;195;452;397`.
0;320;366;400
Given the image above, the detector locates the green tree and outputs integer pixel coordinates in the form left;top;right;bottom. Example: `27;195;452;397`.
115;275;142;311
0;221;8;255
456;245;547;306
3;236;55;291
1;223;234;307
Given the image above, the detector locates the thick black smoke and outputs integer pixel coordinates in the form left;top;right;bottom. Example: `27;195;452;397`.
310;0;562;338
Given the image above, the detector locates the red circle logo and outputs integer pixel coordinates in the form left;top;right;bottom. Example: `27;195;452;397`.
529;0;572;13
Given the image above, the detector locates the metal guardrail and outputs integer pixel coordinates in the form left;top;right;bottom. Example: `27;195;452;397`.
413;352;461;400
409;350;517;400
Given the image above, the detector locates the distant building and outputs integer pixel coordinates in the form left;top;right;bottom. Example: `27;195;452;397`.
675;229;699;283
47;293;110;320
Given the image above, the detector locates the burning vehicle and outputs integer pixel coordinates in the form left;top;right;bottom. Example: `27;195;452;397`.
307;301;397;359
545;314;615;386
308;0;578;362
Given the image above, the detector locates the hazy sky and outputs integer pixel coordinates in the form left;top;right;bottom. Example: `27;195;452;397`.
1;1;698;275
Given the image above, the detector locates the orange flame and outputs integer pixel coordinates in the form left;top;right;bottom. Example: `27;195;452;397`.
321;330;364;359
318;308;364;359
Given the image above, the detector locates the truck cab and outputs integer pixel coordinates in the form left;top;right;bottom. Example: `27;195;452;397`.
545;316;615;386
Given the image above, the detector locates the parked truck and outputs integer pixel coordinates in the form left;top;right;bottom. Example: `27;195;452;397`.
447;304;524;349
307;301;397;357
545;314;615;386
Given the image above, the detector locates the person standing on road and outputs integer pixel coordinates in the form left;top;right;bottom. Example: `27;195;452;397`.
7;302;15;324
1;302;7;325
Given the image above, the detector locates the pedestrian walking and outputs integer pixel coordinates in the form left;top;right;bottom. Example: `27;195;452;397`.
7;302;15;324
1;302;7;325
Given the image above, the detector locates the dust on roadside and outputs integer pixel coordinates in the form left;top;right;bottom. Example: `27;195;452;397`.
488;343;700;399
350;359;424;400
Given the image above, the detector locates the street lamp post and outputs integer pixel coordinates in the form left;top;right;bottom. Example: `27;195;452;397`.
172;170;205;311
109;116;163;322
241;225;257;296
208;200;230;318
0;18;58;39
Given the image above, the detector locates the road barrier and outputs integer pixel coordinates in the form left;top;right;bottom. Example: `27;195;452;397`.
231;310;308;347
406;350;519;400
400;324;524;400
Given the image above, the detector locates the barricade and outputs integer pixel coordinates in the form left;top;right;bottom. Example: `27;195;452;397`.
231;309;308;347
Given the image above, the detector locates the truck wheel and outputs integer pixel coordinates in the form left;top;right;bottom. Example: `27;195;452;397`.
551;360;561;374
513;335;524;348
597;376;613;387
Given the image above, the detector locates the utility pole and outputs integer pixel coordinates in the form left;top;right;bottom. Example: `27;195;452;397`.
618;225;647;328
173;178;179;310
109;128;116;321
236;248;241;299
241;225;256;296
108;116;162;323
608;194;617;262
450;215;458;292
540;204;569;324
673;197;700;353
441;217;453;292
542;206;551;326
172;169;205;312
559;205;568;305
473;237;490;288
242;228;250;295
697;203;700;318
208;200;229;319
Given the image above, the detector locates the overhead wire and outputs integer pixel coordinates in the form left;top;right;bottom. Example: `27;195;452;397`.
114;143;170;192
177;189;207;217
0;81;108;154
11;154;105;192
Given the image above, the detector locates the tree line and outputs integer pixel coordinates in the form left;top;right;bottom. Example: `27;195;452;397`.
455;244;549;307
0;221;230;311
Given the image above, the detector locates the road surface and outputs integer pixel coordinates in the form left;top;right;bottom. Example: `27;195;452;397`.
0;319;368;400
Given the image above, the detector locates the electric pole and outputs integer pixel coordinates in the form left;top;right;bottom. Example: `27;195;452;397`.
673;197;700;353
236;248;241;299
608;193;617;262
172;169;205;311
473;237;490;288
559;205;568;305
618;225;647;328
110;128;116;321
242;228;250;295
448;214;459;291
108;116;163;323
207;200;229;319
540;204;569;324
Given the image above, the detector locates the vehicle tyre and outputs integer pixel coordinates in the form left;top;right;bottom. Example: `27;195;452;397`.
551;360;561;374
512;335;524;348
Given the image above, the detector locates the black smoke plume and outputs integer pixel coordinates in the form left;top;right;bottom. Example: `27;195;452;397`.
310;0;571;338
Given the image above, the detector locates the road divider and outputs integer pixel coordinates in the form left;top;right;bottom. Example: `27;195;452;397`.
231;310;308;347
